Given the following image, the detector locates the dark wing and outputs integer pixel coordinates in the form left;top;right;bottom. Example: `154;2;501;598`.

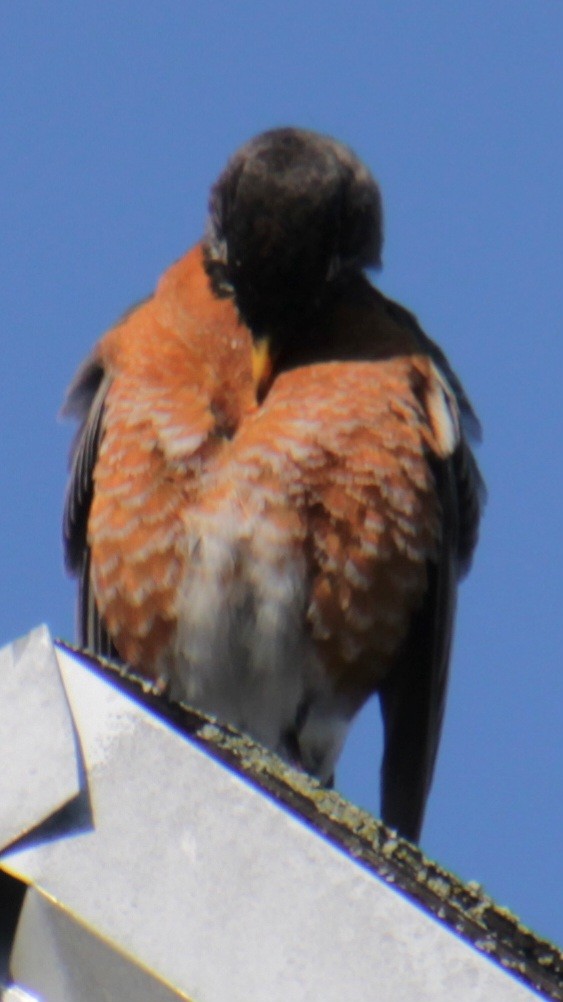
62;355;118;658
383;294;484;447
378;295;485;842
379;455;459;842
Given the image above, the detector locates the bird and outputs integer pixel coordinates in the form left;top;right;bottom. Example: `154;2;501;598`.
63;127;484;842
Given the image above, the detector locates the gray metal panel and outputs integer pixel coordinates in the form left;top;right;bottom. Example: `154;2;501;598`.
10;888;191;1002
0;633;540;1002
1;987;39;1002
0;626;80;847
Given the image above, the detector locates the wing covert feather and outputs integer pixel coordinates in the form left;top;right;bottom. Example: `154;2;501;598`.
62;355;117;656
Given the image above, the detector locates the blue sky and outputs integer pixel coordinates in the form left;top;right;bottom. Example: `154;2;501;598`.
2;2;562;949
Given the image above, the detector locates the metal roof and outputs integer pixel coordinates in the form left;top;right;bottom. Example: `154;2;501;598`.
1;626;561;1001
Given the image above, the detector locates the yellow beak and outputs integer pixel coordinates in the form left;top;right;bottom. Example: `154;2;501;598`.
251;335;274;398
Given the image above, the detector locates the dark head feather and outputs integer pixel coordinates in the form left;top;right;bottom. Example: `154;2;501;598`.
203;127;382;332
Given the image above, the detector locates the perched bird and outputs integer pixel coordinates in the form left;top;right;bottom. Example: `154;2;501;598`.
63;128;484;842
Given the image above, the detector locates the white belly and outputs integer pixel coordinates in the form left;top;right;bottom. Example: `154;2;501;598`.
163;507;352;782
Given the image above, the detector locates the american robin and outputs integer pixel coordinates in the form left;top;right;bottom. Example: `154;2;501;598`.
63;128;484;841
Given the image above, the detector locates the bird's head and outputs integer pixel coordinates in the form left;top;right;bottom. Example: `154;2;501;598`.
203;128;383;336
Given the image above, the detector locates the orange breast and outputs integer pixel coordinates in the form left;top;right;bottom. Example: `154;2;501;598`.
213;357;442;697
88;246;258;672
88;248;443;694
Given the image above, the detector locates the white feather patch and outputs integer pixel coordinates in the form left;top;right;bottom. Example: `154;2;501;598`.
426;363;461;458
